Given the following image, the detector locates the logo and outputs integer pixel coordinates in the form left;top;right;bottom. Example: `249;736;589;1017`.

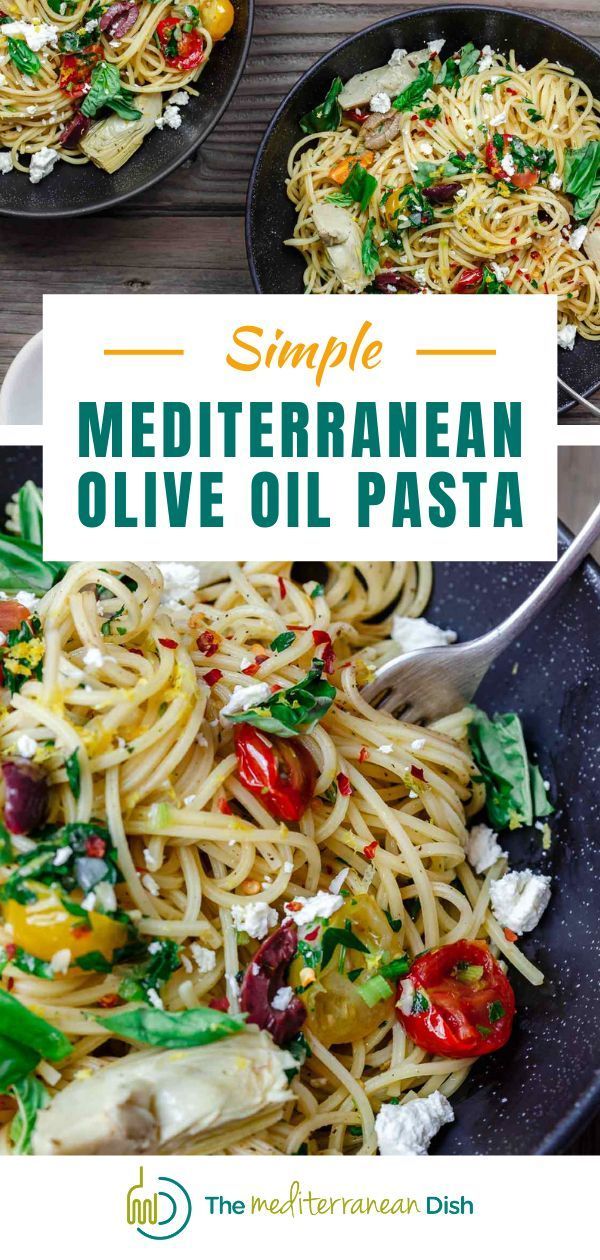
126;1167;192;1240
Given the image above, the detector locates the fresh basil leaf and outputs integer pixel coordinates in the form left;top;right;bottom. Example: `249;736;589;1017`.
469;708;553;830
7;37;41;76
392;62;433;113
361;216;379;276
270;631;296;653
9;482;43;546
0;822;121;906
0;824;13;864
109;91;142;121
299;77;343;135
0;614;44;697
321;925;368;970
98;1004;246;1047
458;42;480;77
76;950;113;973
117;939;180;1004
0;990;71;1062
529;763;554;819
0;1034;40;1093
65;749;81;801
478;265;510;294
0;531;65;595
9;1074;48;1153
81;60;126;119
564;141;600;220
226;659;336;737
327;161;377;213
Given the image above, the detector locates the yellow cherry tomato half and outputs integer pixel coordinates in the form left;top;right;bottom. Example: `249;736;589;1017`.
201;0;234;41
289;893;396;1048
3;881;128;964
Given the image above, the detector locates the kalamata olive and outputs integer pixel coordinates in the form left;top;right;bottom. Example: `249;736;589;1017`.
372;271;421;293
59;112;91;149
240;922;306;1047
2;759;49;835
422;182;461;204
99;1;139;38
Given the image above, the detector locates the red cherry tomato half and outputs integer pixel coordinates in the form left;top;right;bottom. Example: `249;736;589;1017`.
233;723;317;823
397;940;516;1058
0;601;32;634
452;266;483;294
156;15;205;71
59;44;103;98
511;169;539;190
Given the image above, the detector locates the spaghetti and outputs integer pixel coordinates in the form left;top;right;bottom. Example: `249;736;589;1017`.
0;551;552;1156
286;41;600;347
0;0;233;179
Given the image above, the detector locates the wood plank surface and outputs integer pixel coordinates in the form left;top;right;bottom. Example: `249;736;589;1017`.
0;0;599;418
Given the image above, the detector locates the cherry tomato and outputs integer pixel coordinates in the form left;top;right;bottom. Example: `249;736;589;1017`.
156;16;205;71
0;601;32;635
397;940;516;1058
485;132;539;189
511;169;539;190
59;44;103;98
4;882;128;965
201;0;234;41
452;266;483;293
233;723;317;823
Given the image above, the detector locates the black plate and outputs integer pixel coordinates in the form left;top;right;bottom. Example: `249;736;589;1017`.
246;5;600;416
2;445;600;1153
0;0;253;219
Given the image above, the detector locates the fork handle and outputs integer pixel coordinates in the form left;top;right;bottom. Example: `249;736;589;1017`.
481;499;600;655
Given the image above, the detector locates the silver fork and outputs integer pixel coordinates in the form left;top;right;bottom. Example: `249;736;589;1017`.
361;501;600;724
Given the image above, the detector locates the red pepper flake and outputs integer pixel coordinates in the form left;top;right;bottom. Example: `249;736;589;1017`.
242;654;269;677
530;250;540;260
270;683;283;693
305;925;320;942
203;668;222;686
72;923;92;939
287;625;308;632
218;798;232;815
411;113;418;120
504;927;519;943
129;647;144;657
312;629;331;647
358;746;369;763
337;773;352;797
209;995;230;1012
426;118;434;127
363;840;379;861
456;149;466;160
510;236;517;245
5;943;15;961
158;637;178;650
85;835;106;858
197;630;220;657
278;576;287;600
6;976;14;991
285;900;303;912
506;87;518;95
322;642;336;675
97;993;122;1008
411;764;426;782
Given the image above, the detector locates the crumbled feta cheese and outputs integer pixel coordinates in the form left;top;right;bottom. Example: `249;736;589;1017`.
143;847;160;871
169;90;190;106
84;17;98;30
478;45;494;71
14;590;39;611
221;682;272;717
94;881;117;913
490;868;551;934
557;324;577;351
230;901;278;940
50;948;71;975
53;845;72;867
82;646;106;669
284;890;343;927
29;147;59;184
1;20;58;50
419;142;433;157
456;187;467;199
147;987;164;1009
0;150;12;174
142;872;160;897
271;985;294;1011
389;48;407;65
155;104;182;130
81;891;96;911
157;561;230;605
391;615;457;653
414;267;428;287
489;110;506;126
548;172;562;190
411;737;426;751
465;823;507;874
490;262;510;282
570;224;588;251
396;978;415;1015
190;942;217;973
500;151;515;178
370;91;391;114
427;39;445;56
15;733;37;759
376;1092;454;1155
329;866;349;895
147;942;162;955
378;744;393;754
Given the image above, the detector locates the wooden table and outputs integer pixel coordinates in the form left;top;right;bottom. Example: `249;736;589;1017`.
0;0;598;420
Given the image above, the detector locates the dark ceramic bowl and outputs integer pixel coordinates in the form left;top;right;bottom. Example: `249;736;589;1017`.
1;445;599;1153
0;0;253;219
246;5;600;415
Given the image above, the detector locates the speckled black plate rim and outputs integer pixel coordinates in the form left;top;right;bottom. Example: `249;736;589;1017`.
0;0;254;220
244;4;600;416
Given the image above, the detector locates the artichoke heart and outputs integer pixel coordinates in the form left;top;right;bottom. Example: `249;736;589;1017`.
32;1030;295;1155
80;93;163;174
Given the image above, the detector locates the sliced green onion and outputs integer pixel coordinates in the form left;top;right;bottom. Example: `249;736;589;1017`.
356;973;393;1008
